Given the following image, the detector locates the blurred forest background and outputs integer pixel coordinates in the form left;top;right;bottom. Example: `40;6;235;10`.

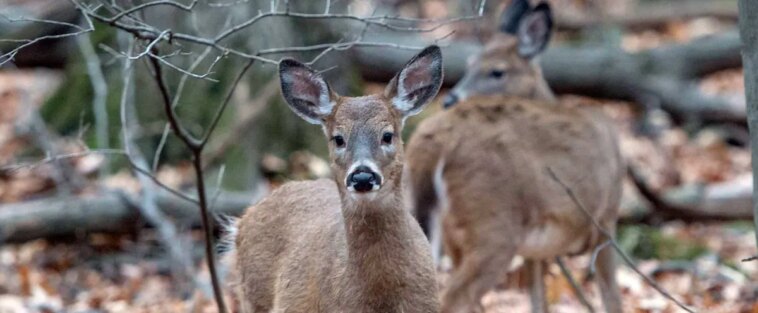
0;0;756;312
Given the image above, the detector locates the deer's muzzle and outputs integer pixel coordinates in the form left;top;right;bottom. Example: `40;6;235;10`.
346;165;382;193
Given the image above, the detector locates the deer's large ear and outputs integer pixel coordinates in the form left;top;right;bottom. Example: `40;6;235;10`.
384;45;443;118
517;3;553;59
499;0;530;34
279;59;334;124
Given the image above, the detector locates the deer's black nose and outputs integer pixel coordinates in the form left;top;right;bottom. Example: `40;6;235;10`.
443;93;458;108
347;166;381;192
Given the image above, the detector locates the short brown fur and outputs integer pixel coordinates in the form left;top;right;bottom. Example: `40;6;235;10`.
406;2;624;312
234;47;443;313
408;96;623;313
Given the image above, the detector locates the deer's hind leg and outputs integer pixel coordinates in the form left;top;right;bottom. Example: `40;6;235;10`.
440;244;518;313
442;214;464;269
526;259;548;313
595;227;622;313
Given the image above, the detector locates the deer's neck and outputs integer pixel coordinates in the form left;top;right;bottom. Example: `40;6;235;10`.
338;182;420;310
531;63;557;104
534;79;557;103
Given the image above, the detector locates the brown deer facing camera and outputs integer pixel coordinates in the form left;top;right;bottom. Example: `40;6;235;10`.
233;46;443;313
406;1;624;313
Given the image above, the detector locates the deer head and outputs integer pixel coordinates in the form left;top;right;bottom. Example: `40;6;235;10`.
279;46;443;204
444;0;554;108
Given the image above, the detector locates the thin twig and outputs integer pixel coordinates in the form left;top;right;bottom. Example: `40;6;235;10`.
101;0;198;23
119;38;196;290
149;48;256;313
190;148;227;313
153;46;216;171
1;149;125;172
546;167;696;313
203;78;278;168
0;23;93;66
257;40;432;55
148;50;202;148
200;59;256;147
120;41;200;205
589;240;612;276
0;4;95;66
148;51;221;81
0;13;85;31
20;105;85;194
207;0;249;8
126;30;171;60
214;11;477;42
0;148;198;204
74;1;476;65
742;255;758;262
77;33;110;177
477;0;487;16
129;160;198;204
555;256;595;313
209;164;227;212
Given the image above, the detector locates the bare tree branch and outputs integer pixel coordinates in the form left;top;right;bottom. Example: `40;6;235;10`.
0;5;94;66
546;167;695;313
555;257;595;313
147;44;255;312
100;0;198;24
203;78;278;168
1;148;198;205
0;13;85;31
71;0;477;65
200;59;255;147
118;38;197;291
77;33;110;177
148;53;228;313
153;46;217;171
589;240;612;276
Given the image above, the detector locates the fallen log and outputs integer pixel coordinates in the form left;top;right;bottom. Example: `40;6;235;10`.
0;1;80;68
352;30;744;125
554;1;739;31
625;168;753;223
0;189;261;243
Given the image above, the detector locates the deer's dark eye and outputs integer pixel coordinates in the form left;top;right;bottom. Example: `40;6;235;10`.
489;69;505;78
382;132;393;145
333;135;345;148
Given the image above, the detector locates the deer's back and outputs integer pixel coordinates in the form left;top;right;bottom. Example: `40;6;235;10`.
235;179;346;312
409;96;623;257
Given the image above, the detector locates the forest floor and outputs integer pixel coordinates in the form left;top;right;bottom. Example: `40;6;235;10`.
1;67;756;313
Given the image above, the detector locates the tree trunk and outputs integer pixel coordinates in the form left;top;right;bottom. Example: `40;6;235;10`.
738;0;758;253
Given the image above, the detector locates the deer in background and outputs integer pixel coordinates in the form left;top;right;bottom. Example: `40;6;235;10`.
406;1;624;313
231;46;443;313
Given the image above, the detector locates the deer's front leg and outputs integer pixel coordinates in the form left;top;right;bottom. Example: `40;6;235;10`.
526;259;548;313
